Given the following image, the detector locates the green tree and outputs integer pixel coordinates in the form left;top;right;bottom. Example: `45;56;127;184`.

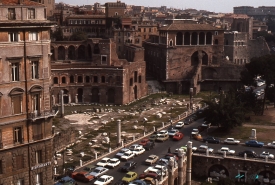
51;27;63;41
70;31;88;41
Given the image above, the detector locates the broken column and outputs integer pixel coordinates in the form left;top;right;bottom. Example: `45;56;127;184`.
117;119;121;146
60;90;64;117
186;141;192;185
168;157;175;185
178;148;185;185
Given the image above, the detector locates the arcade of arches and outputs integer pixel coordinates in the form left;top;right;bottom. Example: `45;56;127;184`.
176;32;214;46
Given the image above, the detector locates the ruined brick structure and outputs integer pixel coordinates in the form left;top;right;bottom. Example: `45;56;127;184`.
51;38;147;105
0;0;55;184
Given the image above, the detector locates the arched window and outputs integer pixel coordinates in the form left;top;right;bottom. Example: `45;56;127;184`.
191;32;198;45
101;76;105;83
87;44;92;59
9;88;24;115
77;76;83;83
176;32;183;45
85;76;90;83
53;77;58;84
169;40;173;46
184;32;190;45
61;77;66;83
57;46;65;60
206;32;212;45
199;32;205;45
70;75;74;83
78;45;86;60
68;45;75;60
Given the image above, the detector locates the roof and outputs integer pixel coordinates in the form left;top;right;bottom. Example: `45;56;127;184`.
67;15;106;19
159;23;221;31
1;0;43;6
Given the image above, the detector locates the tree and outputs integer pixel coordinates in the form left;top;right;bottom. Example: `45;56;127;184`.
51;27;63;41
240;55;275;114
70;31;88;41
202;89;245;130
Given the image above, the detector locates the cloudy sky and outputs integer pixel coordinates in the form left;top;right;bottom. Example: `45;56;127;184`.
56;0;274;13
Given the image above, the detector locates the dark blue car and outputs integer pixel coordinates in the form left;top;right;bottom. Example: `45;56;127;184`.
245;140;264;147
54;176;75;185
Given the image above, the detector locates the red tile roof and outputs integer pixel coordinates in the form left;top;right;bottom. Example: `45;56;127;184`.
1;0;43;6
159;23;221;31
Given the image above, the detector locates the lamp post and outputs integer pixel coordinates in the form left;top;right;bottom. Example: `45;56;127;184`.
143;117;147;136
189;88;193;113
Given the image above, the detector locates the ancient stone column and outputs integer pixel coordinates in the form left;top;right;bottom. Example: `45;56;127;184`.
168;157;175;185
60;90;64;118
178;148;185;185
117;119;121;146
186;141;192;185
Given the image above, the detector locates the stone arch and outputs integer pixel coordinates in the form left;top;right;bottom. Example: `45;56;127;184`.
68;45;75;60
29;85;43;93
87;44;92;59
77;88;83;103
107;88;115;103
169;40;173;46
176;32;183;45
53;77;58;84
206;32;212;45
94;43;100;54
202;68;218;79
9;88;24;96
91;88;99;103
208;164;229;179
78;45;86;60
61;76;66;83
257;169;275;181
51;46;55;61
191;51;208;66
184;32;190;45
62;89;69;104
199;32;205;45
57;46;65;60
191;32;198;45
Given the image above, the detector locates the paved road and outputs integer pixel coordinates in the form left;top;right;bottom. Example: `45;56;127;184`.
74;116;275;185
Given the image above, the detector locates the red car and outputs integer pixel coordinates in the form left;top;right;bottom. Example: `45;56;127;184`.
173;133;184;141
139;138;150;146
72;171;94;182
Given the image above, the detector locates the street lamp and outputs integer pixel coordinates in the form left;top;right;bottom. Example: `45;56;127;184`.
143;117;147;136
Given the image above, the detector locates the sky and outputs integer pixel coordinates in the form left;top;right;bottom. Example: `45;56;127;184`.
56;0;275;13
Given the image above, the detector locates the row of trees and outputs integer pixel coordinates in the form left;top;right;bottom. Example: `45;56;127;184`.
202;54;275;130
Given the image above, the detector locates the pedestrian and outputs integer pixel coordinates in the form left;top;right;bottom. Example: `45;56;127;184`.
168;147;171;153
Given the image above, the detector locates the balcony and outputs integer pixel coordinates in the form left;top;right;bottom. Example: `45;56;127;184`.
28;110;56;121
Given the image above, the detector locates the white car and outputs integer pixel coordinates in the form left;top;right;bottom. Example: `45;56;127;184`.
223;138;240;145
267;141;275;148
106;158;120;168
192;128;199;135
129;144;143;151
115;148;130;158
168;129;179;137
145;155;159;165
175;122;184;128
154;164;168;175
144;168;165;177
96;157;110;167
93;175;114;185
260;151;274;159
217;147;235;155
158;130;168;136
121;151;135;161
132;147;145;156
197;145;214;153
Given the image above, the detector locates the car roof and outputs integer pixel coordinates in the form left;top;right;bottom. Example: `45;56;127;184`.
95;167;105;170
110;158;119;161
100;175;111;178
221;147;229;150
148;155;157;158
102;157;110;160
226;138;234;140
127;171;137;175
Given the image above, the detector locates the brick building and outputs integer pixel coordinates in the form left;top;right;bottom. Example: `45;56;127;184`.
0;0;55;184
50;38;147;105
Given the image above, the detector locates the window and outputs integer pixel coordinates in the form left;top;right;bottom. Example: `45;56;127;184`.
69;76;74;83
14;127;23;144
17;179;24;185
138;75;141;83
44;8;46;19
11;63;19;81
53;77;58;84
11;95;22;114
134;71;137;82
16;154;24;169
101;55;107;65
31;61;39;79
61;77;66;83
115;12;118;16
8;8;15;20
29;32;38;41
130;78;133;86
77;76;83;83
28;8;35;19
215;31;218;35
36;173;42;185
32;94;39;112
85;76;90;83
101;76;105;83
9;32;19;42
0;160;2;174
35;150;42;164
93;76;98;83
116;76;121;84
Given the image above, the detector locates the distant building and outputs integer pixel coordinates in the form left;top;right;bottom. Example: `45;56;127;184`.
234;6;275;21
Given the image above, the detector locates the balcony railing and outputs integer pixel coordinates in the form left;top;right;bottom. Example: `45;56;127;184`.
28;110;56;121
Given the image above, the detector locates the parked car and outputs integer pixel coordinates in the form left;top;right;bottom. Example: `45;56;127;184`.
173;133;184;141
132;147;145;156
106;158;120;168
139;138;150;146
121;151;135;161
89;167;109;179
158;130;168;136
175;121;184;128
129;144;143;151
72;172;94;182
115;148;130;159
191;128;199;135
144;141;155;150
168;129;179;137
245;140;264;147
145;155;159;165
223;138;240;145
96;157;110;167
217;147;235;155
197;145;214;153
139;172;161;181
94;175;114;185
267;141;275;148
149;134;158;142
157;158;169;166
260;151;274;159
120;161;137;172
122;172;138;183
129;179;148;185
203;136;220;144
192;133;203;141
54;176;75;185
82;164;96;173
156;134;169;142
238;150;258;158
164;153;179;161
